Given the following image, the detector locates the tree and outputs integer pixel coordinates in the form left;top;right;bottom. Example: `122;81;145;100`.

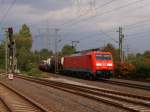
39;48;53;60
143;50;150;59
15;24;32;52
0;43;5;69
61;44;76;55
17;48;30;71
14;24;33;71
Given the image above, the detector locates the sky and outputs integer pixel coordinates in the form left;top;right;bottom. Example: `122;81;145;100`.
0;0;150;53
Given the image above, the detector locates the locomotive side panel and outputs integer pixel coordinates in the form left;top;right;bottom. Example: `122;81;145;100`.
63;55;93;77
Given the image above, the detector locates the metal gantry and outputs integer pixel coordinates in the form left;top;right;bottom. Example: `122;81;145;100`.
117;27;125;64
54;28;60;73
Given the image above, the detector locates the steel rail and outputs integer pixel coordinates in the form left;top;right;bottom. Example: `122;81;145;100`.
15;75;150;112
0;81;49;112
102;79;150;91
0;98;12;112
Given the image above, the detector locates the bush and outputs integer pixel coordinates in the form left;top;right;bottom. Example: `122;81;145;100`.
24;68;49;78
122;63;136;78
135;63;150;79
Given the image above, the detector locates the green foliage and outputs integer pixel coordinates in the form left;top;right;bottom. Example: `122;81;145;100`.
15;24;32;52
24;67;48;78
39;48;53;60
14;24;52;77
0;43;5;69
135;63;150;79
101;43;150;80
123;51;150;79
143;51;150;59
17;48;31;71
14;24;33;71
0;24;149;80
61;44;76;55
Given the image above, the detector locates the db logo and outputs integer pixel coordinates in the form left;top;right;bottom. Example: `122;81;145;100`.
102;63;106;66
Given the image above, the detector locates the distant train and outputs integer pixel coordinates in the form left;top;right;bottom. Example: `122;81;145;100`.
38;51;114;80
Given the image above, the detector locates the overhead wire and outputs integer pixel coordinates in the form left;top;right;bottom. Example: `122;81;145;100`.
0;0;16;26
126;30;150;37
60;0;147;47
105;6;150;32
79;36;111;50
38;0;149;47
59;0;119;27
60;0;146;30
126;33;150;40
125;19;150;29
0;0;4;11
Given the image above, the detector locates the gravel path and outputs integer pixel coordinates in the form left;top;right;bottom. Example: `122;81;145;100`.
45;73;150;97
1;76;129;112
110;78;150;86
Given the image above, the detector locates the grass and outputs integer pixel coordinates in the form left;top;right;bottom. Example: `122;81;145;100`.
23;68;49;78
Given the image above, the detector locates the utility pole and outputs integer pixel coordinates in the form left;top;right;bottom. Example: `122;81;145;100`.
38;27;51;50
126;44;130;60
46;27;51;50
117;27;124;64
39;27;60;73
54;28;60;73
5;29;8;74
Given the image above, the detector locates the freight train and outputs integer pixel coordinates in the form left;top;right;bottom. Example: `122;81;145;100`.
38;51;114;79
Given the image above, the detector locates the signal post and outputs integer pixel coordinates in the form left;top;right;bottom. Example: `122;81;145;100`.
5;27;15;80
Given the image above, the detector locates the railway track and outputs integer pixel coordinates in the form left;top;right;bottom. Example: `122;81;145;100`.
39;72;150;91
50;73;150;91
0;98;10;112
15;75;150;112
0;81;49;112
102;79;150;91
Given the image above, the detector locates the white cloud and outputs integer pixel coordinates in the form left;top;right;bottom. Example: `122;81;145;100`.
0;0;150;52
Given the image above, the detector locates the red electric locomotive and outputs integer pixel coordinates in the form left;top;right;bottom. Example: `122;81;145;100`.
62;51;114;79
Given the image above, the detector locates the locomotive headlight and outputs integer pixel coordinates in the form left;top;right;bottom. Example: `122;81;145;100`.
107;63;113;66
96;63;102;66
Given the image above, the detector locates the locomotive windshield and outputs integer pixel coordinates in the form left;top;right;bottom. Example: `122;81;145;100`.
96;54;112;60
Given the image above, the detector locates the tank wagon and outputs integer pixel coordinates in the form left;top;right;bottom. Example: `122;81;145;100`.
38;60;47;71
62;51;114;79
38;58;53;72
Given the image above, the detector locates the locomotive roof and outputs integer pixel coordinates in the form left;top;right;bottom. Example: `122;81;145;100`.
86;51;112;55
65;51;112;57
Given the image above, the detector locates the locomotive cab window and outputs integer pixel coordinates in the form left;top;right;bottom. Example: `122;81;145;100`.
96;54;112;60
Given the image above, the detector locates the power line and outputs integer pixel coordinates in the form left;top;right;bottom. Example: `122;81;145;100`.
99;17;150;34
81;37;106;45
61;29;118;50
60;0;146;29
59;0;147;44
0;0;5;11
125;18;150;29
0;0;16;26
126;30;150;37
61;30;99;42
61;28;117;44
126;33;150;40
33;1;148;46
59;0;118;27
